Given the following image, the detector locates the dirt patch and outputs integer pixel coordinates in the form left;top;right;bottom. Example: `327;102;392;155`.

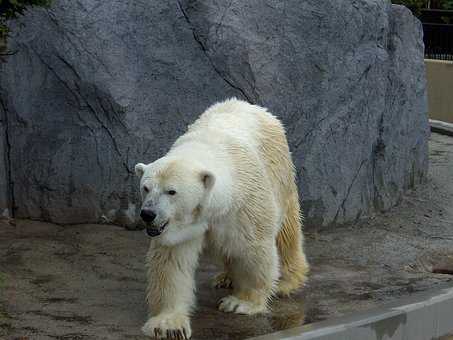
41;298;78;304
25;311;92;325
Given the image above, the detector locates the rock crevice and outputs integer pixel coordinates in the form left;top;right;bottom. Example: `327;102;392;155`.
0;96;14;217
176;0;253;103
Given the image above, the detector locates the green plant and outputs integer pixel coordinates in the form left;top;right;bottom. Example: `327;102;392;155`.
0;272;6;289
393;0;453;15
441;0;453;9
0;0;51;42
392;0;429;16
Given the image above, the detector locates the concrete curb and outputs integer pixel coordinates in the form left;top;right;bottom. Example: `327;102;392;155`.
430;119;453;137
249;285;453;340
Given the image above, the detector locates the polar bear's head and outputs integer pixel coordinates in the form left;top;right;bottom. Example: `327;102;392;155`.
135;158;215;245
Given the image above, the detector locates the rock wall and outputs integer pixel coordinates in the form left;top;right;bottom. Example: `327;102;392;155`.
0;0;429;228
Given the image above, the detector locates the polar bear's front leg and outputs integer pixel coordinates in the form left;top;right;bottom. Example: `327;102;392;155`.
142;313;191;339
143;237;203;339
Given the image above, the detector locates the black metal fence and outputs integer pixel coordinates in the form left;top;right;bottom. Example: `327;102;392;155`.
423;23;453;60
421;9;453;61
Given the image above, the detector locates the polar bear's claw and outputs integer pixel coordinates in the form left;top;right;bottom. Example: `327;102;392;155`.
218;295;266;315
142;313;191;339
212;272;233;289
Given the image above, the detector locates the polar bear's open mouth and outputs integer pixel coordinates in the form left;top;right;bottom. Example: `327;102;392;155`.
146;221;169;237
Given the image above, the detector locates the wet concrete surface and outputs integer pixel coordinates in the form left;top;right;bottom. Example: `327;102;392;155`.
251;285;453;340
1;132;453;340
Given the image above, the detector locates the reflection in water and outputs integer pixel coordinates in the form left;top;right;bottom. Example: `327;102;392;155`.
268;296;306;332
269;311;306;331
193;262;318;339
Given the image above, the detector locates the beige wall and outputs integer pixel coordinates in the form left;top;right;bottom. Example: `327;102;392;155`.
425;59;453;124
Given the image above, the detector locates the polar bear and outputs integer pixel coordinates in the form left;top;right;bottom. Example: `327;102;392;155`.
135;98;309;339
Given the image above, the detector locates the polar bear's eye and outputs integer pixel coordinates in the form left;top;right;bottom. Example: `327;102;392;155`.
143;186;149;193
167;190;177;196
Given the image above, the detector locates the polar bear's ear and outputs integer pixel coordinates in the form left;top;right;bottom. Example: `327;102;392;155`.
200;170;215;190
135;163;146;178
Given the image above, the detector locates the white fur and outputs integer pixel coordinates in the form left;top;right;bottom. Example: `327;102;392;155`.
136;98;308;339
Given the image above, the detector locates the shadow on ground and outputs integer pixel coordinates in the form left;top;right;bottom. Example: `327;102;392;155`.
1;133;453;340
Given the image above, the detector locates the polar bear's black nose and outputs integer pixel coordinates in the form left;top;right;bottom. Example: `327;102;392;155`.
140;209;156;223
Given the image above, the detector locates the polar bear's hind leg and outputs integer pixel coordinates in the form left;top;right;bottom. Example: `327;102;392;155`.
276;190;309;296
218;239;279;315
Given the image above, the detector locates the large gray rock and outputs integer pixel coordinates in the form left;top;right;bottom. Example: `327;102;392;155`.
0;0;429;228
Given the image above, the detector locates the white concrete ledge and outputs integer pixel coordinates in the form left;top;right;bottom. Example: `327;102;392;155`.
430;119;453;137
249;285;453;340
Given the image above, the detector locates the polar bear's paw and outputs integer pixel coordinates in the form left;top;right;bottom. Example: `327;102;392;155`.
218;295;266;315
142;313;191;339
212;272;233;289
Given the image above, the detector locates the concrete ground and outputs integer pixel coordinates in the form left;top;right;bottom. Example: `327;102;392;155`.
1;132;453;340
